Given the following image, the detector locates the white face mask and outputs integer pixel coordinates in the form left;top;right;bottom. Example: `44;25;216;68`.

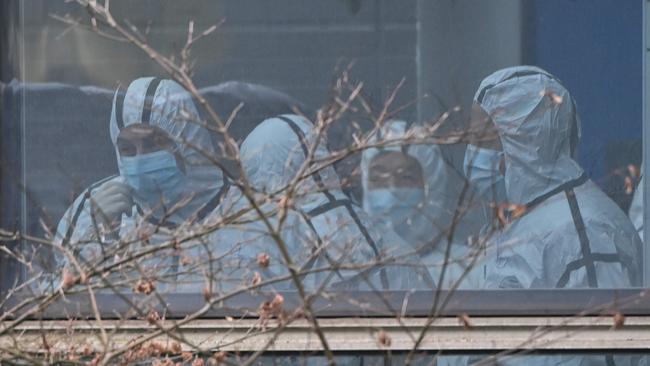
463;144;507;204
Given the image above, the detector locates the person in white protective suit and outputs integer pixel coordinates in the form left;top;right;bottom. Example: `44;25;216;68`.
466;66;642;290
204;114;432;293
53;77;227;291
629;175;644;242
459;65;642;366
360;120;486;289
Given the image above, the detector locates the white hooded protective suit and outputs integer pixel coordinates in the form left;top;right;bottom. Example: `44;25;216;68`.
205;114;431;293
53;77;226;292
475;67;641;290
456;66;643;366
360;120;485;289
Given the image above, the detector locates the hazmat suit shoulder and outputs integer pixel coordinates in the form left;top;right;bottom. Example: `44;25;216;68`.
486;181;638;289
54;175;123;246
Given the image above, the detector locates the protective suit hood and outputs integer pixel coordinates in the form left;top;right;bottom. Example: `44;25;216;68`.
359;120;485;286
109;77;223;219
475;66;584;205
360;120;457;247
239;114;342;210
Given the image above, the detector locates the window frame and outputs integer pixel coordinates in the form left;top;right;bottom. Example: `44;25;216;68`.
3;316;650;353
643;0;650;286
0;1;648;332
0;0;22;293
4;289;650;319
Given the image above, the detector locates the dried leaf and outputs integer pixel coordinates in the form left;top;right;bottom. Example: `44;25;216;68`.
628;164;640;179
625;176;634;195
133;279;156;295
181;352;193;362
146;310;161;325
258;294;286;329
458;313;473;330
82;345;93;357
550;94;563;104
497;203;527;225
169;341;182;355
271;293;284;309
211;351;228;365
251;272;262;286
277;196;293;211
377;330;391;347
149;341;166;356
79;272;88;285
61;269;76;290
540;89;563;104
203;285;213;302
613;312;625;329
257;253;270;268
89;353;102;366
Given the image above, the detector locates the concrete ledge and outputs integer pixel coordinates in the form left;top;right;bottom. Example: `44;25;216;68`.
2;316;650;353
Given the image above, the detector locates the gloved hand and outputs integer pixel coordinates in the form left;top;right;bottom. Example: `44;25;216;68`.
89;179;134;231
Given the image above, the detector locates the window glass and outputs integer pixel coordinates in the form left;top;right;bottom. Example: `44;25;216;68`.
0;0;645;309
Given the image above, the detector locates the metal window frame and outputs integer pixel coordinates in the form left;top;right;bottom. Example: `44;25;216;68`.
4;289;650;320
641;0;650;286
0;2;649;342
3;316;650;353
0;0;22;292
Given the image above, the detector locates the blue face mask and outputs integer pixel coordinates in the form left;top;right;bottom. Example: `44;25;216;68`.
364;188;424;226
365;188;435;245
463;144;506;204
119;150;187;209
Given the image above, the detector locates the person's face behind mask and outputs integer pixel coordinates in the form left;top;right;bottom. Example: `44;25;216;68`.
117;125;187;210
365;151;431;245
464;103;506;204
